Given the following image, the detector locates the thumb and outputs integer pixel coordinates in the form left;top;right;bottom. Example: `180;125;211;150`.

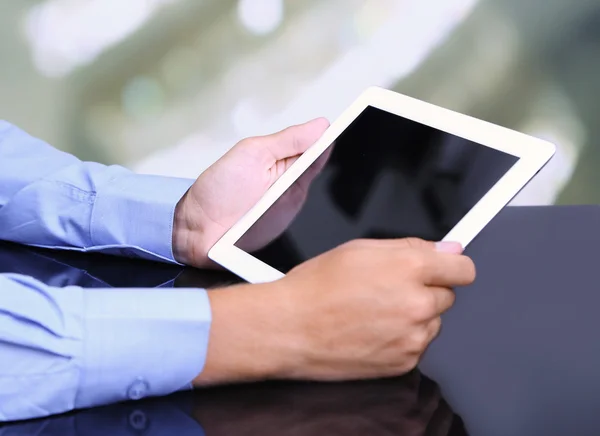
262;117;330;161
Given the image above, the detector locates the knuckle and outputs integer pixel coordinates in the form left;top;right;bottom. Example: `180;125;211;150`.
403;252;428;276
429;317;443;339
338;239;373;257
238;136;261;150
344;238;366;249
400;237;429;250
464;257;477;283
410;291;437;320
446;290;457;309
409;328;430;352
453;256;477;285
334;242;363;265
238;137;269;158
401;355;421;373
407;319;442;355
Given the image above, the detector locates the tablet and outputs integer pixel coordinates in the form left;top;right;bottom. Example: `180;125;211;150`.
209;87;555;283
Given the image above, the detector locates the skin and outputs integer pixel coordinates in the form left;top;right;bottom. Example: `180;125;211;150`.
172;118;476;385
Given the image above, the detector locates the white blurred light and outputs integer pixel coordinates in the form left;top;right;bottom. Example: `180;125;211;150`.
237;0;284;35
259;0;480;133
232;99;264;136
134;133;226;178
354;0;396;39
134;0;482;177
23;0;179;77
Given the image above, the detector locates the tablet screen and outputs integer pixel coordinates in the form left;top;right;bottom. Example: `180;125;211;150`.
235;106;519;273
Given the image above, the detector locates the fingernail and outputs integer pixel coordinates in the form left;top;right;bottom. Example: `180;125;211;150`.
435;241;463;254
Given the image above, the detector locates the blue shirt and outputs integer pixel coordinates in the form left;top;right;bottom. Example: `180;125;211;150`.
0;121;212;421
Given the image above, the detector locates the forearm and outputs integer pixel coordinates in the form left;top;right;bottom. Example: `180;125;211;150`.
0;121;193;263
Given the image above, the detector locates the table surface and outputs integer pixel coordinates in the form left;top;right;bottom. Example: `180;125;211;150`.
2;205;599;436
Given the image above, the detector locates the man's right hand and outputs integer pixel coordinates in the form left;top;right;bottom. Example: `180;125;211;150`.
194;238;475;386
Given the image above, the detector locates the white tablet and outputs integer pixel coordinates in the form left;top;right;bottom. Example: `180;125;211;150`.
209;87;555;283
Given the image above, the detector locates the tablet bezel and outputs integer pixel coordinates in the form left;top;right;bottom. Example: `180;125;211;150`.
208;86;555;283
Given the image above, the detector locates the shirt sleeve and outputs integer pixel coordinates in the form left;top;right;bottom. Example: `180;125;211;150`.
0;120;194;263
0;273;211;422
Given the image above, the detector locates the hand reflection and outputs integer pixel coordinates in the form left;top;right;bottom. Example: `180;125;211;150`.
235;144;333;253
192;371;467;436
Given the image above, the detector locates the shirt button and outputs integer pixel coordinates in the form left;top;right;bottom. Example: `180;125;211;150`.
128;410;149;431
127;378;150;400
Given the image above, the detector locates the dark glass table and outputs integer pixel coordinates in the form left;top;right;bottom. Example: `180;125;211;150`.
2;205;599;435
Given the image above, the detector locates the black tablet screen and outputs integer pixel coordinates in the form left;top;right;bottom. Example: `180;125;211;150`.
235;106;519;273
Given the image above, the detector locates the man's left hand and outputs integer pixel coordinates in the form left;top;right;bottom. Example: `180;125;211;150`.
173;118;330;267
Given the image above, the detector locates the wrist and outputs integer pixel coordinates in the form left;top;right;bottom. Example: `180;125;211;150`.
172;192;193;265
193;280;303;385
172;191;212;267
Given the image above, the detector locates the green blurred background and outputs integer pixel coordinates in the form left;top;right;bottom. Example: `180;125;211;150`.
1;0;598;205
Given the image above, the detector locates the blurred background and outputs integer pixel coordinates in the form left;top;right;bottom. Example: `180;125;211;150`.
1;0;598;205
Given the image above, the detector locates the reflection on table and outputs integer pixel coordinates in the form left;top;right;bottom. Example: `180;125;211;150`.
1;372;466;436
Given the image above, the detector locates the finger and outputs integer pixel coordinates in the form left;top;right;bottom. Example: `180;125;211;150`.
423;253;476;287
428;287;456;315
425;316;443;342
262;118;330;161
344;238;464;255
370;238;472;286
347;237;436;251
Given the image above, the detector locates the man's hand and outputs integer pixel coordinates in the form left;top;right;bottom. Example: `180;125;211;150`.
194;238;475;385
173;118;330;267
